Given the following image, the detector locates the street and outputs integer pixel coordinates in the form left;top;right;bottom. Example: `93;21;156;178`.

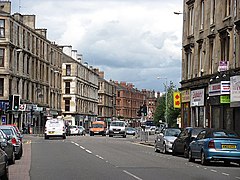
9;134;240;180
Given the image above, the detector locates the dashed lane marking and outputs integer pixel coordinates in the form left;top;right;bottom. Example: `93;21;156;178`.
236;177;240;179
222;173;229;176
123;170;143;180
80;146;85;150
210;169;217;173
85;149;92;154
74;143;79;146
96;155;104;160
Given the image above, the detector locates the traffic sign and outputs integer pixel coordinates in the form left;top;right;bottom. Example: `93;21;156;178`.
1;115;6;124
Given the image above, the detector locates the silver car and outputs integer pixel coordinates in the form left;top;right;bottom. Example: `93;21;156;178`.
155;128;181;154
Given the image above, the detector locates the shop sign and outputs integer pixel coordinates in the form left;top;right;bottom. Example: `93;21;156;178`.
190;89;204;107
209;81;230;96
218;61;229;72
173;92;181;108
230;76;240;102
181;89;190;102
220;95;230;104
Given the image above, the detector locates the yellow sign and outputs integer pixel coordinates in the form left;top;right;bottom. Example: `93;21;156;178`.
174;92;181;108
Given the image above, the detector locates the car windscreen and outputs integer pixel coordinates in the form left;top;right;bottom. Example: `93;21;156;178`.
92;124;103;128
165;129;181;136
48;121;61;127
111;122;125;127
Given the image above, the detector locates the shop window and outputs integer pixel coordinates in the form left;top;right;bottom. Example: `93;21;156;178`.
0;19;5;37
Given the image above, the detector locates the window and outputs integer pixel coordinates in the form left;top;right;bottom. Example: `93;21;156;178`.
66;65;71;76
220;31;230;61
0;48;4;67
65;99;70;111
224;0;231;17
188;6;194;35
198;43;203;76
209;38;214;74
65;82;70;94
210;0;215;24
0;19;5;37
0;78;4;96
200;0;204;29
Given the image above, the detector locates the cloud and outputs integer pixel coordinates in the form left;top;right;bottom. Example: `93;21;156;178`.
13;0;183;92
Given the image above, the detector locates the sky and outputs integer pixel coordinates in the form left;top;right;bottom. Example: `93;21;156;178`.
12;0;183;92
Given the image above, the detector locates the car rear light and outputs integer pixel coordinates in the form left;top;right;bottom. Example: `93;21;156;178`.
11;138;17;145
208;140;215;149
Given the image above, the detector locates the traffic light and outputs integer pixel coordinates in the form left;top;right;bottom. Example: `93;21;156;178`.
13;95;20;111
137;109;141;116
142;104;147;116
9;95;13;110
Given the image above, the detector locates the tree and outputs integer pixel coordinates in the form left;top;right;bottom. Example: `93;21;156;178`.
154;81;181;127
153;95;165;126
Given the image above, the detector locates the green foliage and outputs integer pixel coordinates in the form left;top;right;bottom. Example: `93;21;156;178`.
154;81;181;127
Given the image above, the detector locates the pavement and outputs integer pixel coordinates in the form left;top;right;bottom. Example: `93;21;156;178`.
8;135;33;180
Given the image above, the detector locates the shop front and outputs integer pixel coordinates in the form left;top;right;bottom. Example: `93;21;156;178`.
181;89;191;128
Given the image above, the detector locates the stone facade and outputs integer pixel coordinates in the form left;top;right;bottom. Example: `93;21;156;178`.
61;46;98;129
181;0;240;132
97;71;116;127
0;1;62;129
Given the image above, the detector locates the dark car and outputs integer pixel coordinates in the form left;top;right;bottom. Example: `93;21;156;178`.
172;127;204;157
0;147;8;180
0;126;23;160
0;129;15;164
189;129;240;166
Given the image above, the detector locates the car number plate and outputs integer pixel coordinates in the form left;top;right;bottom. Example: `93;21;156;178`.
114;132;119;133
222;144;236;149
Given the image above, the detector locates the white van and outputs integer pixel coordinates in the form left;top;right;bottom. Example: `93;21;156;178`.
109;121;126;138
44;118;66;139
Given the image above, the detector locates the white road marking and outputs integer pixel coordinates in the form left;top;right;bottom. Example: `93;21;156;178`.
123;170;143;180
80;146;85;150
222;173;229;176
86;149;92;154
75;143;79;146
210;169;217;173
71;141;74;144
236;177;240;179
96;155;104;160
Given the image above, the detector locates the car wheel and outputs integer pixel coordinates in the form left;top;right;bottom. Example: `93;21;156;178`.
10;150;15;165
184;146;189;158
154;144;160;153
201;151;209;165
188;149;195;162
172;144;177;156
45;135;49;139
109;135;113;137
123;134;126;138
63;134;66;139
162;144;166;154
1;164;8;180
224;160;231;166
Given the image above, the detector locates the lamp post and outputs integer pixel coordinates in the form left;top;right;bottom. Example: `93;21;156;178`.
157;77;168;125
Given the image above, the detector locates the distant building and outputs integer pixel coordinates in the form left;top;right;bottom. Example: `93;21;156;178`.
96;70;116;127
142;89;158;121
61;46;98;129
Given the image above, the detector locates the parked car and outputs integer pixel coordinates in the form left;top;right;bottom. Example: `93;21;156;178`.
126;127;136;136
0;147;8;180
188;128;240;166
0;125;23;160
0;129;15;164
78;126;86;136
155;128;181;154
172;127;204;157
69;125;80;136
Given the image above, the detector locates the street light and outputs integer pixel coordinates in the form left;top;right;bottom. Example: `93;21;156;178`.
157;77;168;125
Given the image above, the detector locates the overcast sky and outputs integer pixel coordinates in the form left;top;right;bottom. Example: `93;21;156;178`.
12;0;183;92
